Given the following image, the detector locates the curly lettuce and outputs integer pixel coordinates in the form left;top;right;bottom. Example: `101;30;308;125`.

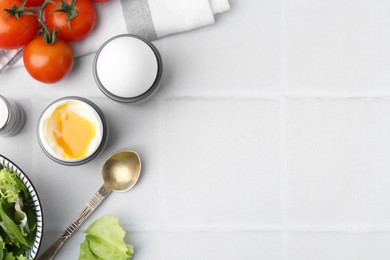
0;167;36;260
79;216;134;260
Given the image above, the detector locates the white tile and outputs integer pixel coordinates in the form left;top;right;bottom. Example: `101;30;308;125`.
288;232;390;260
126;232;162;260
34;98;161;231
0;67;31;92
286;0;390;94
38;231;85;260
0;54;106;99
286;99;390;225
160;99;281;227
162;232;281;260
40;231;161;260
154;0;282;97
95;98;161;229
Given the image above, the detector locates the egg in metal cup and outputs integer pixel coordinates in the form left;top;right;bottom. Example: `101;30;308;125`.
37;97;108;166
93;34;163;103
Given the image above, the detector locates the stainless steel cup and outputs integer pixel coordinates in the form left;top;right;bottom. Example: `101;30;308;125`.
37;96;108;166
93;34;163;103
0;95;25;137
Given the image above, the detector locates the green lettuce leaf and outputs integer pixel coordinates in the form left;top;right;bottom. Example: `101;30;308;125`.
79;216;134;260
0;169;28;204
14;198;30;237
0;167;35;260
87;235;129;260
3;250;28;260
0;203;28;247
79;240;101;260
0;236;4;259
4;252;15;260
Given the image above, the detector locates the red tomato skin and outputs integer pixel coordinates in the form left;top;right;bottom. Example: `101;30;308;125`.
45;0;97;42
0;0;39;49
90;0;110;2
18;0;45;7
23;36;74;84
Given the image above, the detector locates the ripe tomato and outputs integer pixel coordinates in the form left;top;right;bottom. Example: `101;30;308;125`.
23;36;74;84
45;0;96;42
23;0;45;7
0;0;39;49
90;0;110;2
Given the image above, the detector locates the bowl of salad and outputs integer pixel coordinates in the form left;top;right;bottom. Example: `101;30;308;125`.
0;154;43;259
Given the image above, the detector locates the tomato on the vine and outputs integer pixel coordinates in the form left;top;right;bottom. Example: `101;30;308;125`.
22;0;45;7
0;0;39;49
23;35;74;84
45;0;96;42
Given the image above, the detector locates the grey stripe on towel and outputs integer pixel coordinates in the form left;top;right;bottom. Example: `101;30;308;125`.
121;0;157;41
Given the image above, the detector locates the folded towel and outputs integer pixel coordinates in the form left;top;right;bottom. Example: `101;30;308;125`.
1;0;230;70
74;0;230;56
0;48;23;73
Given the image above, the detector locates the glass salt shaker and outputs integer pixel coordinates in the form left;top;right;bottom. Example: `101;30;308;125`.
0;95;25;137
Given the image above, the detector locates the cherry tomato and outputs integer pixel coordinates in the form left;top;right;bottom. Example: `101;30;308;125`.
23;35;74;84
0;0;39;49
90;0;110;2
23;0;45;7
45;0;96;42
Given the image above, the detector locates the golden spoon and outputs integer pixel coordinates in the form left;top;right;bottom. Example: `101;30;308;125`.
38;150;141;260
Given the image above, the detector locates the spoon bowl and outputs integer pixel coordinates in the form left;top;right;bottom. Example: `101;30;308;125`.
38;150;141;260
103;150;141;191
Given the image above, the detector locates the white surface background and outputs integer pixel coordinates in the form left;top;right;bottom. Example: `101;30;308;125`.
1;0;390;259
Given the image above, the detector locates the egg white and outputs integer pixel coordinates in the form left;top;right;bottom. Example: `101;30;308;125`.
39;99;104;162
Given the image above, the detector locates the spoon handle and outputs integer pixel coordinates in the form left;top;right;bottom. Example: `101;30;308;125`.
38;185;111;260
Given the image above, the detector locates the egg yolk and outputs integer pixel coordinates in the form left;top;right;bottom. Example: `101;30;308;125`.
50;104;96;159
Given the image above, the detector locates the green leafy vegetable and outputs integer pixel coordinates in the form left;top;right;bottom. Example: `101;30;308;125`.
0;167;36;260
0;203;28;247
79;216;134;260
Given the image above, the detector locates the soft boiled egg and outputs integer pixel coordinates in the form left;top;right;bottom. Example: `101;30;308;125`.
38;98;104;163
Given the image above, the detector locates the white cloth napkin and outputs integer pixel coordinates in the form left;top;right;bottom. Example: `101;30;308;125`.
4;0;230;69
74;0;230;57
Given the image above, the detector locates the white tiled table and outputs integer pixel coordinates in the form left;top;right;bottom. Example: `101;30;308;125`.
1;0;390;259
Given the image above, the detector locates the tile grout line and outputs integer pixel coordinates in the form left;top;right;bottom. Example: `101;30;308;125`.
161;94;390;100
280;98;288;260
156;97;165;234
43;224;390;233
9;93;390;101
157;97;166;259
280;0;289;258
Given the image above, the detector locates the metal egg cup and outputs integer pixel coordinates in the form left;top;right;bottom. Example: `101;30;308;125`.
37;96;108;166
92;34;163;103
